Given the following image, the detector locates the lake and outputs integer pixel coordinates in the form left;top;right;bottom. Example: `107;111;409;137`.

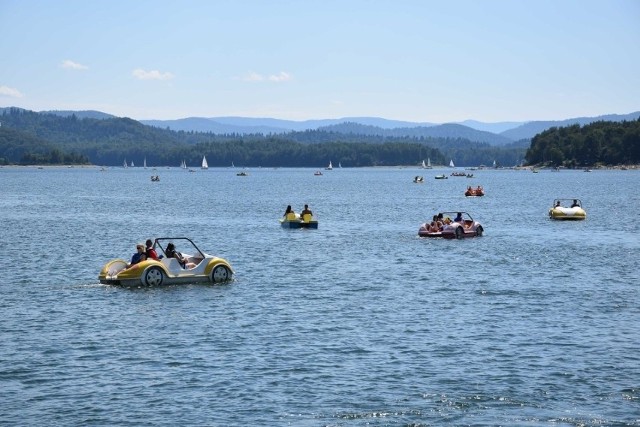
1;165;639;426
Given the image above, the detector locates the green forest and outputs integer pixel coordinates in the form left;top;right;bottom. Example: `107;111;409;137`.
525;119;640;167
2;108;637;167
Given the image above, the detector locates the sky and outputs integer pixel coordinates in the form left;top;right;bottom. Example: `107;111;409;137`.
1;0;639;123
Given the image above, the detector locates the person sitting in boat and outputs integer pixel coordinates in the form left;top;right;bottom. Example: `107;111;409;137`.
438;212;451;225
555;200;562;208
571;199;580;208
145;239;160;260
125;243;147;269
300;204;313;218
165;242;195;269
454;212;463;223
283;205;298;220
283;205;295;217
427;215;441;232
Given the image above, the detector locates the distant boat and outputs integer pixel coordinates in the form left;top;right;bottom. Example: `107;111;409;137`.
449;159;455;168
202;155;208;169
144;157;147;169
339;162;342;168
131;161;134;167
123;159;128;168
326;161;333;170
181;159;187;169
493;160;497;168
421;160;426;169
231;161;235;168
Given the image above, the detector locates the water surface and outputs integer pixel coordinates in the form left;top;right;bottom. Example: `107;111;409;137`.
1;166;639;426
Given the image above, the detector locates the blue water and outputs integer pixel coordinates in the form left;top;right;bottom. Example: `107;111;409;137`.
1;166;639;426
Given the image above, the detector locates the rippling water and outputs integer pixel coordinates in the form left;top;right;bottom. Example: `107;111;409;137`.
1;166;639;426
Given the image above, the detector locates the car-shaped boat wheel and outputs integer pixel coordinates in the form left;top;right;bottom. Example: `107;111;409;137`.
99;237;234;286
418;211;484;239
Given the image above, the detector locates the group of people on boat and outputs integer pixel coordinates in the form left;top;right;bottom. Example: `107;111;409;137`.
150;175;160;181
554;199;581;208
283;204;313;219
424;212;467;233
465;185;484;196
125;239;194;269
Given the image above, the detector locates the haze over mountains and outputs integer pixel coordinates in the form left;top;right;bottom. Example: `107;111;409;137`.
4;107;639;146
140;111;640;144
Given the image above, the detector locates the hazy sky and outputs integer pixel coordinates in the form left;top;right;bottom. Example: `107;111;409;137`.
1;0;638;122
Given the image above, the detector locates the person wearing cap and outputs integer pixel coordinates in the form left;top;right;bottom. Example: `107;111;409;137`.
126;243;147;268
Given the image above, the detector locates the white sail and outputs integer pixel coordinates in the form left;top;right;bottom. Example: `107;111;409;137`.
123;159;127;168
202;155;208;169
427;158;431;168
422;160;426;168
339;162;342;168
450;159;455;168
144;157;147;169
181;159;187;169
493;160;497;168
131;161;134;167
326;161;333;170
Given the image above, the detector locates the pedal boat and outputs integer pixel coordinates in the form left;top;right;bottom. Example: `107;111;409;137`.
549;199;586;220
418;212;483;239
280;212;318;229
99;237;233;286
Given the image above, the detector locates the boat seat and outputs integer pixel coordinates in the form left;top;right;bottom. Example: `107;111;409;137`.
162;258;183;271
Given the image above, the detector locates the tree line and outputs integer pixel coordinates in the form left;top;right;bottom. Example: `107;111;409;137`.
525;119;640;167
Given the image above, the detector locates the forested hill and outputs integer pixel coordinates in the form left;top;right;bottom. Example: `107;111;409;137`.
319;122;514;145
502;111;640;141
525;119;640;167
0;108;529;167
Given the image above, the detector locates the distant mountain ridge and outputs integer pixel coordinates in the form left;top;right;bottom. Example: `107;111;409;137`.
140;116;439;134
318;122;514;146
140;112;640;143
3;106;638;144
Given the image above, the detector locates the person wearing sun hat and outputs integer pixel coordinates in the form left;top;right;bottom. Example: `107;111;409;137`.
125;242;147;268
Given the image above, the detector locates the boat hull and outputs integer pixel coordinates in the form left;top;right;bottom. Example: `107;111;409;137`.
280;220;318;229
549;207;586;220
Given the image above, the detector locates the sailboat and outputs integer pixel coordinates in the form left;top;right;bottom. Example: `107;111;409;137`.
326;161;333;170
339;162;342;168
144;157;147;169
421;160;426;169
201;155;208;169
449;159;455;168
181;160;187;169
123;159;128;168
131;161;134;167
427;158;432;169
493;160;497;169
